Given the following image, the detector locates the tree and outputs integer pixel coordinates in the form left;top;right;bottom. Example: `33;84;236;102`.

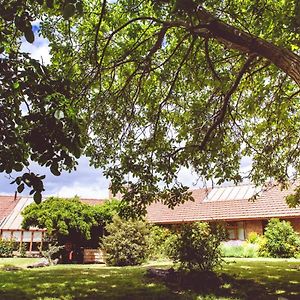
1;0;300;212
0;1;87;202
21;196;121;246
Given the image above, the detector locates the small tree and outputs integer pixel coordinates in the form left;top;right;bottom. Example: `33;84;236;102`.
22;197;122;249
168;222;227;271
102;216;149;266
22;197;98;244
263;218;300;258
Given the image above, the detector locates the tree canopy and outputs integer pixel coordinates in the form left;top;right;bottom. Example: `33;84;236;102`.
1;0;300;212
21;196;121;245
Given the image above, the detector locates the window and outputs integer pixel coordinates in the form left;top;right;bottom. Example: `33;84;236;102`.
226;221;245;240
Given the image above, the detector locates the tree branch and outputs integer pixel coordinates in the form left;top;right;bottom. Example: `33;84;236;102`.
94;0;107;64
198;54;256;150
204;38;221;81
189;5;300;87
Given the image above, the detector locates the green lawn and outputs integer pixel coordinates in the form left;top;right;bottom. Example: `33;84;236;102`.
0;258;299;299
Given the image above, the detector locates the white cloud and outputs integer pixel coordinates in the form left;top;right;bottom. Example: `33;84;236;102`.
54;181;109;199
20;24;51;64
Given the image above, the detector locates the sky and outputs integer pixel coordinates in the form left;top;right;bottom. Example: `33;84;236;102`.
0;23;252;199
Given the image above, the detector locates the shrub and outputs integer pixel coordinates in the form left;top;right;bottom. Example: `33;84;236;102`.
147;226;173;260
0;239;16;257
262;218;300;258
220;240;259;258
247;232;260;244
102;216;149;266
17;243;27;257
168;222;227;271
256;235;268;257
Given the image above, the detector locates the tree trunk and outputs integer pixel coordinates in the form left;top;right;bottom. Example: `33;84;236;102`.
193;6;300;87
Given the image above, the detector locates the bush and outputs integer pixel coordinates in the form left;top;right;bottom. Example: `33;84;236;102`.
262;218;300;258
147;226;174;260
220;240;259;258
247;232;260;244
0;239;16;257
102;216;149;266
168;222;227;271
16;243;27;257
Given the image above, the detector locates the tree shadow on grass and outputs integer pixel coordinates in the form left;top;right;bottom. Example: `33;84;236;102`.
146;268;300;300
0;266;191;300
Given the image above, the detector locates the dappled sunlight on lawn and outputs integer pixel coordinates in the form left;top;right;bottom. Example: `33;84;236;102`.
0;258;299;299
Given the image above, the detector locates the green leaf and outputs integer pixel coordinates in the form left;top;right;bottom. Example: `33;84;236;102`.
13;82;20;90
63;3;76;19
17;183;25;193
76;1;84;15
50;164;61;176
14;163;23;171
46;0;54;8
24;29;35;43
34;192;42;204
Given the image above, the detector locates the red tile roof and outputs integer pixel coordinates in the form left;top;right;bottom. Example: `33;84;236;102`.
146;183;300;224
80;198;106;206
0;195;20;225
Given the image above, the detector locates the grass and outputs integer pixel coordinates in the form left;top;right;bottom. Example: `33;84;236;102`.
221;258;300;299
0;257;40;268
0;258;299;299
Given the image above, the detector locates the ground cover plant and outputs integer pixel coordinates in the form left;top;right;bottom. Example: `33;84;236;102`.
0;258;299;299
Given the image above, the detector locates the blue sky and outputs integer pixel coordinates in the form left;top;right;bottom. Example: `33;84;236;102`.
0;24;252;199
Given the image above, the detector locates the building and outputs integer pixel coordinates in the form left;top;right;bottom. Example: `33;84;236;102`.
1;182;300;248
146;183;300;240
0;195;46;253
0;195;105;254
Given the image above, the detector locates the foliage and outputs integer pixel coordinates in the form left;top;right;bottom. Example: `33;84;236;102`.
256;235;269;258
102;216;149;266
0;239;16;257
21;197;121;246
93;198;124;226
246;232;260;244
17;243;27;258
261;218;300;258
168;222;227;271
1;0;300;209
147;225;174;260
220;241;259;258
